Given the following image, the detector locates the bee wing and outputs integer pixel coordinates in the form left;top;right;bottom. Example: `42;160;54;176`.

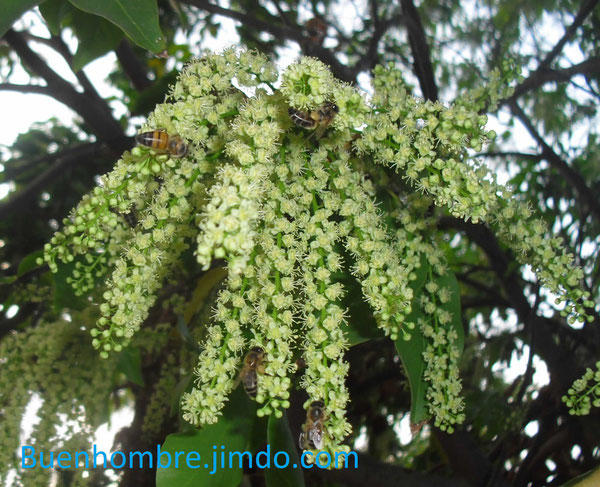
309;427;324;450
298;431;307;450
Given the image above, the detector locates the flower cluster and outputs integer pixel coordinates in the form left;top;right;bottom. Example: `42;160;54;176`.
562;361;600;415
0;314;116;485
493;197;593;321
356;63;499;223
40;49;595;458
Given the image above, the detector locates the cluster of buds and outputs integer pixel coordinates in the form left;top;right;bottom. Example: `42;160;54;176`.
40;49;593;456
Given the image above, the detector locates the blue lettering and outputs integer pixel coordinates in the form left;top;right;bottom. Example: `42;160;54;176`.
209;447;217;475
56;451;72;468
229;451;252;469
273;451;289;468
256;444;271;468
111;451;126;469
130;451;153;468
21;446;36;468
40;451;54;469
300;451;314;469
316;451;330;469
75;451;90;468
186;451;201;468
334;451;358;468
175;450;185;468
93;444;108;468
156;444;171;468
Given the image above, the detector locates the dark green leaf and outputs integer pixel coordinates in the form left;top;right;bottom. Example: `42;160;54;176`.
340;276;382;346
436;270;464;354
557;465;600;487
394;308;429;424
265;413;305;487
157;387;255;487
393;254;431;424
39;0;71;35
67;0;165;53
116;346;144;386
248;415;268;455
0;276;17;285
0;0;40;38
177;316;202;353
130;70;179;116
70;10;123;71
17;249;44;277
52;261;88;311
410;253;429;295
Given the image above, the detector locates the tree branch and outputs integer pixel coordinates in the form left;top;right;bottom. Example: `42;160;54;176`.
183;0;298;39
2;29;124;144
0;138;133;220
503;57;600;105
269;0;293;27
508;101;600;223
352;0;384;73
475;151;543;162
0;82;53;95
47;34;105;100
456;272;511;309
400;0;438;101
114;39;153;92
180;0;357;82
438;217;598;388
537;0;600;72
496;0;599;110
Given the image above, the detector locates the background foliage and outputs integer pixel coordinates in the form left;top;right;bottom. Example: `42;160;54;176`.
1;0;599;486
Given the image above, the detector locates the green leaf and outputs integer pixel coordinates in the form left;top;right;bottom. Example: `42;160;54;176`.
130;69;179;116
70;9;123;71
265;413;305;487
557;465;600;487
177;316;202;353
394;267;465;426
52;261;88;311
436;270;464;354
0;276;17;285
17;249;44;277
394;308;429;424
172;374;194;419
39;0;71;35
183;267;227;324
67;0;165;53
340;275;382;346
393;254;431;425
248;414;268;454
116;346;144;386
410;253;429;295
156;387;255;487
0;0;40;38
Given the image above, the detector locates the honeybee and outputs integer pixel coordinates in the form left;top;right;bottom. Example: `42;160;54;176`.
236;346;267;398
299;400;327;450
135;129;188;158
288;102;339;139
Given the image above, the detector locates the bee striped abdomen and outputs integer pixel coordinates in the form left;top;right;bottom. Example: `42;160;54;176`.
135;130;188;158
243;372;258;398
288;107;318;129
136;130;169;150
237;346;267;399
